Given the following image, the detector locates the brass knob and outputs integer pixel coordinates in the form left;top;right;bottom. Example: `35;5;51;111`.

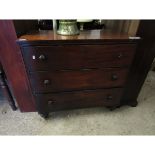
39;54;46;60
47;100;54;105
107;95;113;100
44;79;50;85
111;74;118;80
117;53;123;59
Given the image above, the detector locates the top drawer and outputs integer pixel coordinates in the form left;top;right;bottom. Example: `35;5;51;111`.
21;44;136;71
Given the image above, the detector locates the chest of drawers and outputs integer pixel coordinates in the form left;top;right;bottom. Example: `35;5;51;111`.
18;30;138;118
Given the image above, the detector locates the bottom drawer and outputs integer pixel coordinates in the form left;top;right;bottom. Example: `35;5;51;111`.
35;88;123;113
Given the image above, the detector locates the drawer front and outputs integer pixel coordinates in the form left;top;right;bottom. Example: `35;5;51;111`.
35;88;123;112
22;44;136;71
29;68;128;93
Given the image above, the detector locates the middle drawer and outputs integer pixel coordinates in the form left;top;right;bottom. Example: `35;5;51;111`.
29;68;128;93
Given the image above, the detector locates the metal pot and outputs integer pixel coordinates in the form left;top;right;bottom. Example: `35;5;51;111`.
57;20;79;35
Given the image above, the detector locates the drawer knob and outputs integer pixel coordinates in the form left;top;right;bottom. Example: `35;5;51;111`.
111;74;118;80
39;54;46;60
117;53;123;59
48;100;54;105
44;79;50;85
107;95;113;100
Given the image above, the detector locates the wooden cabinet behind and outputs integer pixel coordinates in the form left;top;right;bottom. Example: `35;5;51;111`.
1;20;155;116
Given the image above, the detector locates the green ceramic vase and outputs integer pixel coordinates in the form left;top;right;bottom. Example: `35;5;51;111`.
57;20;79;35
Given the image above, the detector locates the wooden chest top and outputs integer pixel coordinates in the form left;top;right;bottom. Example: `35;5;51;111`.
18;30;138;43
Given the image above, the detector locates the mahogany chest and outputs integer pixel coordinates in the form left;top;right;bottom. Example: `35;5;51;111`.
17;30;138;118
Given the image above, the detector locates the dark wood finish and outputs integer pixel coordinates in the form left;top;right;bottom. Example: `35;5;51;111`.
136;20;155;38
17;29;138;116
0;20;36;112
35;88;123;114
21;44;136;71
29;68;128;93
121;20;155;106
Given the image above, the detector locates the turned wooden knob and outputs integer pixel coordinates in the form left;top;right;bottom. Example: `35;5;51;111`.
47;100;55;105
117;53;123;59
111;74;118;80
39;54;46;60
44;79;50;85
107;95;113;100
